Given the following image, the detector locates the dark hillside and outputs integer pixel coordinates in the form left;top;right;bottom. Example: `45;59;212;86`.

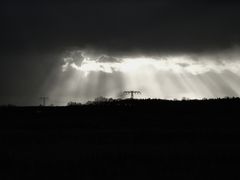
1;98;240;179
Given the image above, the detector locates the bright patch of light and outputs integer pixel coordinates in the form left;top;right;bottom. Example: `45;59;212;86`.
46;50;240;105
62;54;240;75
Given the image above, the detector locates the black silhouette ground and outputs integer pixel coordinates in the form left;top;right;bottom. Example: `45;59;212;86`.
1;98;240;179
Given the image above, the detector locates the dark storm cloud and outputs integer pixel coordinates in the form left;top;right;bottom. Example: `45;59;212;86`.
63;50;85;68
1;0;240;56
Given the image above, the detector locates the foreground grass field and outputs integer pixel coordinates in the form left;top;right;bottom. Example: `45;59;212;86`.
1;98;240;179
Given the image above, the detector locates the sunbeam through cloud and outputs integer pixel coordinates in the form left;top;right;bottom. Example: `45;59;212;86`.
45;49;240;105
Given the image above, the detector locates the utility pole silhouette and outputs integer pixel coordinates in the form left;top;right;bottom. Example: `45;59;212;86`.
40;97;48;106
123;91;141;99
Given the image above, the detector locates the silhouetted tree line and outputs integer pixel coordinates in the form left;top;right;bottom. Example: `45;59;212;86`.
0;104;17;107
1;96;239;107
65;96;240;106
67;101;82;106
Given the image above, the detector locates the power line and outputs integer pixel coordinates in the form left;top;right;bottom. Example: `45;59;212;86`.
40;97;48;106
123;91;141;99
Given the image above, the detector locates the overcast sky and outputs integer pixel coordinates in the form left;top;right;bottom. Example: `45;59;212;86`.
1;1;240;105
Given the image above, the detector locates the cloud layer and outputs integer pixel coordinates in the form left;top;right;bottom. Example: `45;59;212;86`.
1;1;240;56
1;1;240;105
61;48;240;75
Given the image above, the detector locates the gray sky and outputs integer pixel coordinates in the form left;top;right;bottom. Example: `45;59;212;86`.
1;1;240;105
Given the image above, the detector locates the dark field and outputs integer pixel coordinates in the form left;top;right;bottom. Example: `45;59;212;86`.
1;99;240;179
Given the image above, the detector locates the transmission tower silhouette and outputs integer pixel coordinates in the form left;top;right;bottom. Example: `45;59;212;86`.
123;91;141;99
40;97;48;106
